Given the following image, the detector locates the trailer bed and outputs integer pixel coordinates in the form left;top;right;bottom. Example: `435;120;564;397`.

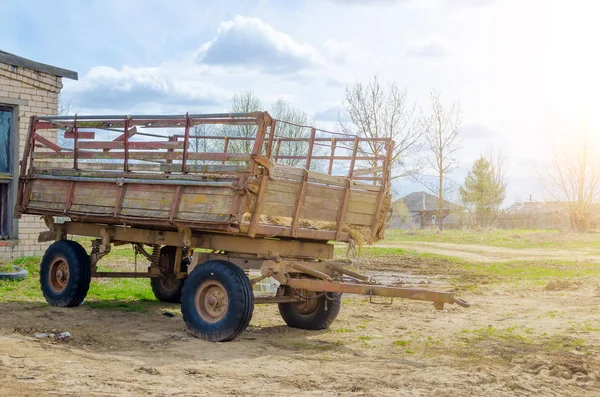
16;112;393;243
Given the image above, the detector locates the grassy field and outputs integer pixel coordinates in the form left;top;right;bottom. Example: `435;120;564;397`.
382;228;600;250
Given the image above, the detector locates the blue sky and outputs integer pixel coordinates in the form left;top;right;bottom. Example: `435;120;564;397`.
3;0;599;206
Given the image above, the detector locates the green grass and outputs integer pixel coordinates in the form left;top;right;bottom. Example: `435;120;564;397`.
459;260;600;284
0;255;161;312
382;229;600;250
0;264;15;272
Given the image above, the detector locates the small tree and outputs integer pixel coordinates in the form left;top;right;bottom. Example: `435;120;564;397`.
416;90;462;231
543;134;600;231
459;153;506;227
340;75;423;179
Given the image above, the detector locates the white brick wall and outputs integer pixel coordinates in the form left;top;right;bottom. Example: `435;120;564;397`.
0;62;62;260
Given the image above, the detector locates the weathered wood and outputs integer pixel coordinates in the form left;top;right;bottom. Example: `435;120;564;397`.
291;169;309;237
353;166;384;177
248;173;269;237
32;151;252;162
78;141;186;150
33;133;62;152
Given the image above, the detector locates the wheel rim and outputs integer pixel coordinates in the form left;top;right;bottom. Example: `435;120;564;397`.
195;280;229;323
49;257;69;293
291;289;319;316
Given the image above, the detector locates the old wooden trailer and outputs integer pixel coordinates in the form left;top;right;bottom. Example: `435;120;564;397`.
15;112;469;341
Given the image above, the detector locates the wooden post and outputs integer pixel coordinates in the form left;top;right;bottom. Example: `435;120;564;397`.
328;138;336;175
290;128;316;236
182;113;191;173
274;138;281;162
305;128;316;171
265;120;277;159
169;185;183;223
247;172;268;238
73;114;79;170
222;137;229;165
335;137;360;240
123;117;130;172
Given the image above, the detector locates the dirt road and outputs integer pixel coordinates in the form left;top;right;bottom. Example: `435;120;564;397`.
379;241;600;263
1;257;599;396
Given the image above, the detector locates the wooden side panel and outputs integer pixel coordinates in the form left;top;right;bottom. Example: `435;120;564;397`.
259;178;379;226
27;179;70;211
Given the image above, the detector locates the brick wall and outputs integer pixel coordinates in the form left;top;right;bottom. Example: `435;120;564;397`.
0;62;62;260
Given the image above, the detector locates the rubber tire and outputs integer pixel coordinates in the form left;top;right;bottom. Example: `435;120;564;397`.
0;266;28;281
40;240;91;307
278;288;342;330
181;260;254;342
150;246;187;303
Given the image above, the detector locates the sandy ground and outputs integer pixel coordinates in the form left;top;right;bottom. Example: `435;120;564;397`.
378;241;600;263
0;256;599;396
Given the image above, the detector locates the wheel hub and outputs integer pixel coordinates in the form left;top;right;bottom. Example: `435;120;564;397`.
195;280;229;323
292;289;319;315
49;258;69;293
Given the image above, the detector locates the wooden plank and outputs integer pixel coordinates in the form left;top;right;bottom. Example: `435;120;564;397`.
120;208;170;218
182;186;236;197
262;203;296;218
169;186;183;222
248;174;269;237
263;190;298;207
30;179;71;193
30;191;66;203
291;170;309;237
353;166;384;177
69;204;114;214
113;127;137;142
32;151;252;162
122;198;174;211
79;141;186;150
33;133;62;152
28;201;70;211
179;199;234;214
176;212;231;222
114;185;126;217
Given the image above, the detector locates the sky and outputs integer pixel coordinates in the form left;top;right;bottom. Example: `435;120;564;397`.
3;0;600;207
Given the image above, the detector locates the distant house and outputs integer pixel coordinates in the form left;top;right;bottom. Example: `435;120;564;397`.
391;191;462;229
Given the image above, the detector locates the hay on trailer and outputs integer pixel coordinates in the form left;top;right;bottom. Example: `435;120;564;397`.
241;213;372;249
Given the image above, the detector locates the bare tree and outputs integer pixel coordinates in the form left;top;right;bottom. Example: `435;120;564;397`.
340;75;423;180
189;124;216;166
270;98;321;168
222;90;262;154
416;90;462;231
542;134;600;231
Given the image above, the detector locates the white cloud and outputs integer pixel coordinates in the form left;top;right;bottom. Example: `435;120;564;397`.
197;15;324;73
64;63;229;113
407;39;452;58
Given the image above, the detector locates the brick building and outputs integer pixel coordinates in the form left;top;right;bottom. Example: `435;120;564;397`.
0;50;77;260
